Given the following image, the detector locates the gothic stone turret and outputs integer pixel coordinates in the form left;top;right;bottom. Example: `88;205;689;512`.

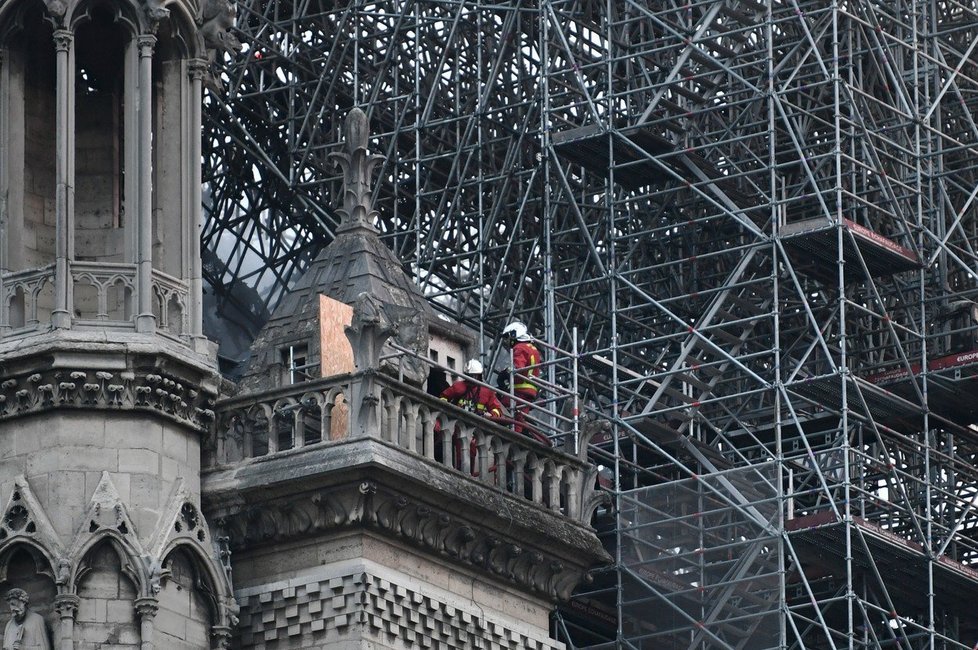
0;0;238;646
203;110;610;649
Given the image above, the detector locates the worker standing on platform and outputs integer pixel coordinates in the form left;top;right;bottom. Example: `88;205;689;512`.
439;359;503;419
438;359;502;473
499;321;546;443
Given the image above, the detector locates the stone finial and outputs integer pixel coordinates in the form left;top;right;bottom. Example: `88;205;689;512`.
329;108;385;232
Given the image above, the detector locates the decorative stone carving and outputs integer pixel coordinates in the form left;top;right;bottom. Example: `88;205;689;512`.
44;0;67;20
0;368;215;431
0;478;65;558
143;0;170;25
2;589;51;650
215;481;591;600
340;281;429;388
346;292;394;372
329;108;385;232
383;303;431;385
67;473;144;560
327;109;430;385
148;479;214;557
200;0;241;94
51;30;71;52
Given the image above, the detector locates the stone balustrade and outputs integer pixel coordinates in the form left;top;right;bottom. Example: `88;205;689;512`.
207;370;605;526
0;264;55;333
0;262;188;338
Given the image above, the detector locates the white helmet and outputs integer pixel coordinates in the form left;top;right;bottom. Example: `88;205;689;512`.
502;321;529;341
465;359;484;375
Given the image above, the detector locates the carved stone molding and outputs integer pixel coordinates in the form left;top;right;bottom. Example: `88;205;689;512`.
52;29;71;51
0;367;216;431
53;594;79;619
212;480;591;600
0;476;65;557
199;0;241;95
134;596;159;620
136;33;157;54
187;58;209;82
211;624;233;649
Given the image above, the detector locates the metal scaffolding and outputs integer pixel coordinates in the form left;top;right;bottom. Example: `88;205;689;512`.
202;0;978;647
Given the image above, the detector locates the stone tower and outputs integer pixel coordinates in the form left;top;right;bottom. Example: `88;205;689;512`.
203;110;610;649
0;0;237;646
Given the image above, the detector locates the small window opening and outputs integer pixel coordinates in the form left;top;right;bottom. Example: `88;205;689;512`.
281;344;314;385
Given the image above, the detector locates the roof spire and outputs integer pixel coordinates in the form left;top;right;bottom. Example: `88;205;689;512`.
330;107;384;232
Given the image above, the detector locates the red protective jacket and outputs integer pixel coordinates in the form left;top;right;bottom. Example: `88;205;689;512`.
440;380;503;418
511;341;541;396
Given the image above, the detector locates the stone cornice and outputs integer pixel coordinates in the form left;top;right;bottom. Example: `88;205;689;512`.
207;478;597;601
0;339;219;431
0;366;215;431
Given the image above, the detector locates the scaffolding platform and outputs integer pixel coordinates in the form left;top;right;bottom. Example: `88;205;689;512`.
780;217;920;282
787;374;923;424
552;124;674;189
787;512;978;618
863;350;978;427
552;124;758;214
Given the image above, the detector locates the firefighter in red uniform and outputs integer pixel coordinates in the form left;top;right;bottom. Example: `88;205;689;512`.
500;321;548;444
438;359;501;472
440;359;503;419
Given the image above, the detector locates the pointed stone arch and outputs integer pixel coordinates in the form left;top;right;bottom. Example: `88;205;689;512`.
0;543;58;641
65;472;147;595
148;479;238;648
67;0;142;36
150;481;231;594
0;476;65;568
73;538;141;645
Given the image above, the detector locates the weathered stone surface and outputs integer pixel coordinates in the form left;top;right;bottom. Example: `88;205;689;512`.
232;544;565;650
203;435;608;602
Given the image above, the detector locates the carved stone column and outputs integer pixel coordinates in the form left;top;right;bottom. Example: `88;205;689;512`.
135;34;156;333
54;594;78;650
52;29;73;329
345;293;393;438
0;48;8;336
134;597;159;650
187;60;207;341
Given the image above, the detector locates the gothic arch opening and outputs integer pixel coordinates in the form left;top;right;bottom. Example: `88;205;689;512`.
156;547;215;649
151;16;193;280
72;2;128;265
76;541;138;647
0;0;56;276
0;545;57;642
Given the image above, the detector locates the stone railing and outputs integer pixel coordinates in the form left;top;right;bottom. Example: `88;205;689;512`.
150;268;190;337
71;261;136;327
0;264;55;334
207;370;606;526
0;262;190;338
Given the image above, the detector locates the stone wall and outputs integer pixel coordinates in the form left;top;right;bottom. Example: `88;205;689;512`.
0;411;200;541
75;543;140;649
21;43;57;273
233;533;563;650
